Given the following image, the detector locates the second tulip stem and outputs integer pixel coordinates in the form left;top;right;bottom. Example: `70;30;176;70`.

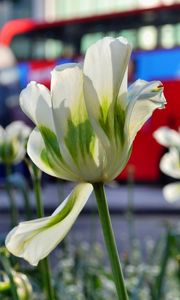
32;164;55;300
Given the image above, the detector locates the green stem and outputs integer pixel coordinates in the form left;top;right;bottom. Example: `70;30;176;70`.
31;164;55;300
5;164;18;227
93;183;129;300
0;251;20;300
22;187;32;220
127;165;135;257
154;231;171;300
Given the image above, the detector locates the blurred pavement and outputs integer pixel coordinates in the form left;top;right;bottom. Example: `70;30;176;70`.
1;182;180;214
1;182;179;251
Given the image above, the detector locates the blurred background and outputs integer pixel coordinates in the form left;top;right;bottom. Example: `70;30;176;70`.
1;0;180;182
0;2;180;299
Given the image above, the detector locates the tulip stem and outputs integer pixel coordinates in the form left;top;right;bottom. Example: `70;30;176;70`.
0;249;20;300
93;183;129;300
5;164;18;227
32;164;55;300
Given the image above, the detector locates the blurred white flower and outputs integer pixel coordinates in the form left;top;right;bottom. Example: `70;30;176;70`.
0;271;32;300
154;126;180;203
0;121;31;165
163;182;180;203
6;36;166;265
153;126;180;149
160;148;180;179
160;148;180;203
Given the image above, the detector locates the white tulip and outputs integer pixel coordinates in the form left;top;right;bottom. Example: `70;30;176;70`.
0;121;31;164
163;182;180;203
19;37;166;183
160;148;180;179
6;37;166;265
153;126;180;149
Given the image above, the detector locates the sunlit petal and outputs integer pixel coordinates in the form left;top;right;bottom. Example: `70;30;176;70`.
20;81;54;130
126;80;166;148
51;64;89;164
6;183;93;266
51;64;85;142
51;64;107;180
83;37;131;145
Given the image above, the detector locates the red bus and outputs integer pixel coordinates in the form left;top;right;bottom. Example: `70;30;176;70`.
0;4;180;182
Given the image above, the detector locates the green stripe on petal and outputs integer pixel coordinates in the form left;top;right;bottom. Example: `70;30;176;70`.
64;119;96;164
39;125;63;162
98;97;112;139
98;96;125;146
5;183;93;266
40;148;50;167
114;100;125;146
28;128;80;181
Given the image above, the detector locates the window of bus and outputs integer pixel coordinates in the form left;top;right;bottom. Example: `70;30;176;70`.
175;23;180;46
81;32;105;54
10;34;75;61
80;30;138;54
160;24;176;48
119;30;138;48
138;26;158;50
11;35;32;61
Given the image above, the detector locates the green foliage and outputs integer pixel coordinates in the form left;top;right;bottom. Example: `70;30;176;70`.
1;229;179;300
54;242;116;300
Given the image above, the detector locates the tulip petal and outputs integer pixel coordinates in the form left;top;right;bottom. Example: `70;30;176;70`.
51;64;85;135
19;81;54;130
28;127;80;181
83;37;131;144
27;127;80;181
51;64;105;179
51;64;88;147
6;183;93;266
163;182;180;203
126;80;166;148
153;126;180;148
160;148;180;179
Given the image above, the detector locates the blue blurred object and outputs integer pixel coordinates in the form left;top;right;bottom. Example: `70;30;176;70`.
18;62;29;88
134;48;180;81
